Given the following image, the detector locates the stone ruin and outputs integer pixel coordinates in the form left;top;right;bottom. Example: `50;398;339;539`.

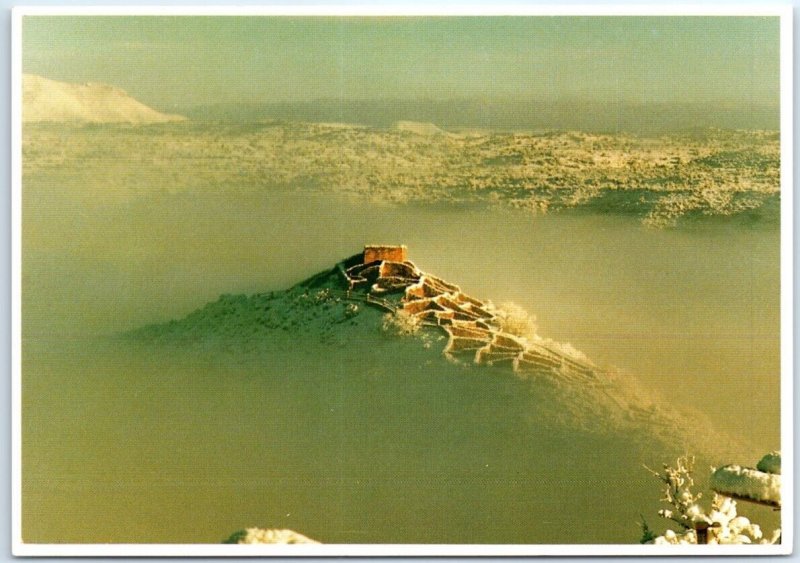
363;244;408;264
341;245;597;381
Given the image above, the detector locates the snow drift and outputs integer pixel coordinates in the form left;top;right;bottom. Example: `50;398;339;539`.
22;74;186;124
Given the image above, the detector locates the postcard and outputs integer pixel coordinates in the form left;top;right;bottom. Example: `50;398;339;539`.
11;5;792;556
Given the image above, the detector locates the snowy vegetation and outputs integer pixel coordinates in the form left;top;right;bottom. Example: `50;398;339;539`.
489;301;539;341
23;122;779;226
642;455;781;545
382;310;424;336
756;451;782;475
224;528;319;544
711;459;781;508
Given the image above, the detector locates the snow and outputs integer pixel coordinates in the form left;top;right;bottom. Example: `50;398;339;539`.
392;120;448;136
226;528;319;544
756;451;781;475
23;115;778;225
23;74;186;124
709;465;781;507
650;487;778;545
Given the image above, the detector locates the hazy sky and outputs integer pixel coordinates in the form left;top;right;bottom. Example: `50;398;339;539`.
23;16;780;109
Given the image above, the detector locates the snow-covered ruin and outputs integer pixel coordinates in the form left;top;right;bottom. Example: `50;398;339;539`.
340;245;598;381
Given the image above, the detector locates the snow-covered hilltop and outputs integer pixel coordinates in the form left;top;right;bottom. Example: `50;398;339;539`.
129;245;737;457
338;245;598;380
132;244;597;382
22;74;186;124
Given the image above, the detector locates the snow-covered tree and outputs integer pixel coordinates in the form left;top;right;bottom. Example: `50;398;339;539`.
642;454;781;545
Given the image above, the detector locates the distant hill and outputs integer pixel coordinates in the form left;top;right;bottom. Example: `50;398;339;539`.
392;120;447;136
23;74;186;124
177;98;779;134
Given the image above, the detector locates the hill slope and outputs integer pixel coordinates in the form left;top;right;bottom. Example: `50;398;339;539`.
130;247;736;459
22;74;186;124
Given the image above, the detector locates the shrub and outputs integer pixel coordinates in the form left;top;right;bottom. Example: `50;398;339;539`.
382;310;422;336
492;302;538;341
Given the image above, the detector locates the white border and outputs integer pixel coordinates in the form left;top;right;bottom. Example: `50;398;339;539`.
778;3;794;554
10;5;23;559
10;4;795;16
10;4;794;557
7;542;797;557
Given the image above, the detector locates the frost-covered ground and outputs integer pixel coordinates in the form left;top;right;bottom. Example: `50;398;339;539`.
23;122;779;226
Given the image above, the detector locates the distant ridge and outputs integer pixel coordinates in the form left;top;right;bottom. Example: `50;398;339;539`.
23;74;186;124
176;98;779;134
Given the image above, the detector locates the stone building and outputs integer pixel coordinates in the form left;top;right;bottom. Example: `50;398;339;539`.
363;244;408;264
